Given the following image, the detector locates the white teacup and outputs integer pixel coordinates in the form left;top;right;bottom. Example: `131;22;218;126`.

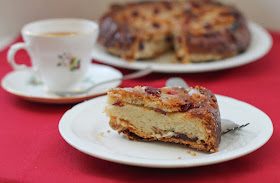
7;18;99;92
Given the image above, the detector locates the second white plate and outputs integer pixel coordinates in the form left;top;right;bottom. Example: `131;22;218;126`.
59;95;273;168
92;22;272;73
1;64;122;104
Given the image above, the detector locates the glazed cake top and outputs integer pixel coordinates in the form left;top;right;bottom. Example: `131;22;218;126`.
108;86;218;113
99;0;239;37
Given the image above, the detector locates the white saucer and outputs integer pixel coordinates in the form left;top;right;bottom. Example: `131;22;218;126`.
59;95;273;168
92;22;272;73
1;64;122;104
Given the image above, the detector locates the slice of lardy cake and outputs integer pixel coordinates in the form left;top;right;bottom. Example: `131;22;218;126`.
105;86;221;153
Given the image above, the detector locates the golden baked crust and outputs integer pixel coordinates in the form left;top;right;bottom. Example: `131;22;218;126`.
106;86;221;152
98;0;251;63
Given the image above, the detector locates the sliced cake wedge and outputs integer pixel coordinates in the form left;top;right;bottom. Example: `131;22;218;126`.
105;86;221;153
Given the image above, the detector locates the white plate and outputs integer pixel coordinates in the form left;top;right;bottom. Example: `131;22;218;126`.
92;22;272;73
1;64;122;104
58;95;273;168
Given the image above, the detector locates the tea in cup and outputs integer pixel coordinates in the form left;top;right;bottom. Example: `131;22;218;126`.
7;18;99;92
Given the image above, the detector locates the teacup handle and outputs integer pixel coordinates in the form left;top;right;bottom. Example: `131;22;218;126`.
7;42;29;70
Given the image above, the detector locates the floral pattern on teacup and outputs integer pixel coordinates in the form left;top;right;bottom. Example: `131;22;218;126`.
57;52;81;71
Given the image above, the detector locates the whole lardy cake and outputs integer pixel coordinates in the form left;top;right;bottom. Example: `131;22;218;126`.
98;0;251;63
105;86;221;153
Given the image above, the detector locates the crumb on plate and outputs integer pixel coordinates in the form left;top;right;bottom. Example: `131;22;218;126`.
191;153;196;156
